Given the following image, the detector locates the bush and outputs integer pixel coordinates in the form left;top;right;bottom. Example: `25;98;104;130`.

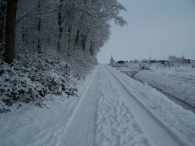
0;51;79;112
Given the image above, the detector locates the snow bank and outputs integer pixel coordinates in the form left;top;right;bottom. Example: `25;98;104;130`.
124;63;195;107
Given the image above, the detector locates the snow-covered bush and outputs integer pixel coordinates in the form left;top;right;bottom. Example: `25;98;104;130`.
0;51;79;113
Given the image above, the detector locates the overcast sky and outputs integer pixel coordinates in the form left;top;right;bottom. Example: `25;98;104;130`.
97;0;195;63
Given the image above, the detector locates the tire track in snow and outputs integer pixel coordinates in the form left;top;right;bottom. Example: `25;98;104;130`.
95;65;150;146
105;65;184;146
59;66;100;146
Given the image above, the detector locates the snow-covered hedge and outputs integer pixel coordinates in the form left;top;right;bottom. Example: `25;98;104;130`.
0;51;79;113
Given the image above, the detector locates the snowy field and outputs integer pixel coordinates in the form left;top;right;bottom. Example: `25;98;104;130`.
0;65;195;146
124;63;195;108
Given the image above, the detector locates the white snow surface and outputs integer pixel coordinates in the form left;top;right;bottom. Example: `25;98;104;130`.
0;64;195;146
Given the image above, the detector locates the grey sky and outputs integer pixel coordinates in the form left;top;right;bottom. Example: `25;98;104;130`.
97;0;195;63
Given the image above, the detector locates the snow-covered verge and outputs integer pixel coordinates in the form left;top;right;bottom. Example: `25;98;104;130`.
133;65;195;108
0;65;96;146
124;63;195;108
0;50;90;113
0;95;77;146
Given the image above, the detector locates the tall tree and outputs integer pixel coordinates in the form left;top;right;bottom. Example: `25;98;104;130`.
0;0;6;58
4;0;18;64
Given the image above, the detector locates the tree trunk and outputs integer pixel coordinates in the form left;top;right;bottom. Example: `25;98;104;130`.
67;2;75;51
74;29;80;50
81;36;86;51
89;41;94;56
4;0;18;64
67;25;72;51
0;0;6;53
37;0;41;54
57;0;63;52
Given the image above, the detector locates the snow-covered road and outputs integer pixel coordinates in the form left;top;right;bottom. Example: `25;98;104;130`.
60;64;192;146
1;64;195;146
105;66;183;146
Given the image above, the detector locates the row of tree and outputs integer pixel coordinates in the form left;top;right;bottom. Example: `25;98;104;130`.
0;0;127;64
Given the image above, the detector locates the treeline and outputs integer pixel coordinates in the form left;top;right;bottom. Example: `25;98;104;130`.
0;0;127;64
